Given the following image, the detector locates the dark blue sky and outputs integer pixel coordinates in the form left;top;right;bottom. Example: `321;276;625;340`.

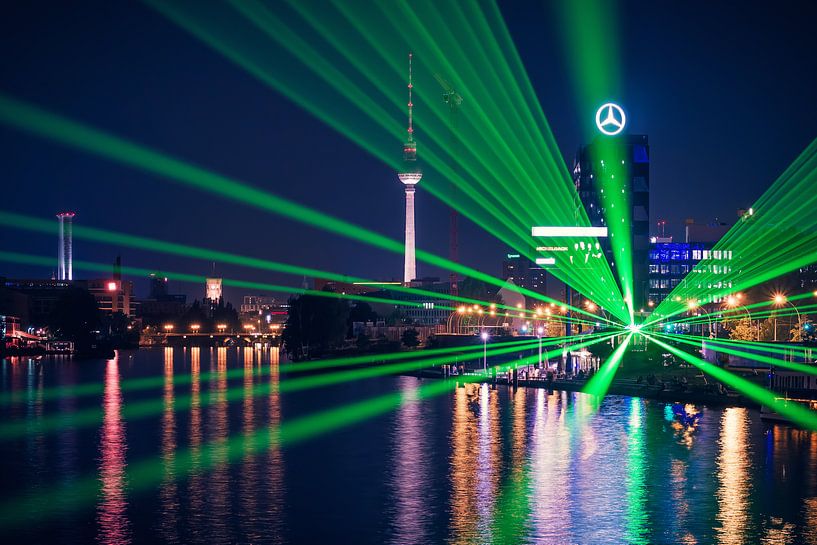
2;1;816;303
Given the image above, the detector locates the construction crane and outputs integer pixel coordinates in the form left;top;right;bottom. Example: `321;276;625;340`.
434;73;463;299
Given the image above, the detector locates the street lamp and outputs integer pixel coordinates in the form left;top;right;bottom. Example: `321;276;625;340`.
724;293;756;340
190;324;200;333
163;324;174;333
217;323;227;333
772;293;801;342
481;331;489;373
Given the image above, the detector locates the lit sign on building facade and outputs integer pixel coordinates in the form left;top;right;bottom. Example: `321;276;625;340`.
595;103;626;136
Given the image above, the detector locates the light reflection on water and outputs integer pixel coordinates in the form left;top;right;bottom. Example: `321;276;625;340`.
388;377;429;545
529;390;575;543
716;408;751;545
449;383;480;543
97;353;130;544
1;348;817;544
158;347;178;542
207;346;230;542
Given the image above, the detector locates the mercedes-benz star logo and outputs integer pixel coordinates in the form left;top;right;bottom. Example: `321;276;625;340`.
595;103;626;136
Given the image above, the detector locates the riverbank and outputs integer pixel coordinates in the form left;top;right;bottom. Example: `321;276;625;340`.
408;367;756;407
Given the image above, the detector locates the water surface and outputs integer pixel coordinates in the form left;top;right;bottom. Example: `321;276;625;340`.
1;347;815;544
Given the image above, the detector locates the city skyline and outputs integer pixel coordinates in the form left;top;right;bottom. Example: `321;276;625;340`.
1;1;816;303
3;2;817;543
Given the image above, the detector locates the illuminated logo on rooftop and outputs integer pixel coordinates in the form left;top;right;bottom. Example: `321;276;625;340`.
595;103;626;136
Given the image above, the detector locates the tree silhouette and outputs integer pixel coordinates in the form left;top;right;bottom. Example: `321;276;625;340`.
282;292;350;360
347;301;379;336
401;328;420;348
48;287;101;348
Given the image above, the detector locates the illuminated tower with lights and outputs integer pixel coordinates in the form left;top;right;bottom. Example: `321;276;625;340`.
398;52;422;284
56;211;75;281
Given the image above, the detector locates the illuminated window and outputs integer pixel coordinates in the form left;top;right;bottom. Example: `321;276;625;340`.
633;146;649;164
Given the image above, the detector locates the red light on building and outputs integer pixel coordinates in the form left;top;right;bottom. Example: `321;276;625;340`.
107;281;118;292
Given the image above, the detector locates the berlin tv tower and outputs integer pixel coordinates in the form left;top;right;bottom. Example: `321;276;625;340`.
398;52;422;284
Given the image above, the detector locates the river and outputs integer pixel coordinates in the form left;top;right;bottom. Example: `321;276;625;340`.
1;346;815;544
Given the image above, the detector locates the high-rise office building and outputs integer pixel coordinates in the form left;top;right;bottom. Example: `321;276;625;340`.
573;133;650;310
501;253;547;298
149;273;169;300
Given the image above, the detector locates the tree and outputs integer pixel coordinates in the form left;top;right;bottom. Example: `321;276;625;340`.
48;287;101;349
347;301;379;337
212;299;241;331
355;333;371;350
801;320;815;343
180;300;209;330
724;317;756;341
282;293;350;360
102;311;139;348
757;317;775;342
401;328;420;348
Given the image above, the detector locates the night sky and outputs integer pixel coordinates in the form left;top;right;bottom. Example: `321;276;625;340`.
2;1;816;304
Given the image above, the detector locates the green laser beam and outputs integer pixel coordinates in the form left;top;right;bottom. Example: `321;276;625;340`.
645;334;817;430
142;0;627;318
0;335;606;441
661;333;817;376
649;138;817;325
582;332;633;401
0;332;613;526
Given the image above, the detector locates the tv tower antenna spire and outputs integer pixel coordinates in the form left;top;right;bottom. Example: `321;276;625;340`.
404;52;417;154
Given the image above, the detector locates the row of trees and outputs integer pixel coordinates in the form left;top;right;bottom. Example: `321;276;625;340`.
280;277;505;360
722;315;813;342
47;287;138;350
282;293;350;360
281;293;426;360
177;299;241;332
142;299;242;332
